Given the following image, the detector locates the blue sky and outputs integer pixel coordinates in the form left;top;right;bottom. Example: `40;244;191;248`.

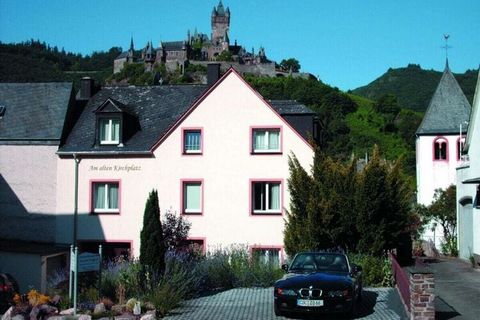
0;0;479;90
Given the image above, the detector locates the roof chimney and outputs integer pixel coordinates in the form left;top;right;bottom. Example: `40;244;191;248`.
207;63;221;87
80;77;94;100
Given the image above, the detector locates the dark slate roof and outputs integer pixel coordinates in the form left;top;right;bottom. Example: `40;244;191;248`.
161;41;185;51
0;82;73;145
417;63;471;135
115;51;129;59
58;85;209;154
269;100;314;115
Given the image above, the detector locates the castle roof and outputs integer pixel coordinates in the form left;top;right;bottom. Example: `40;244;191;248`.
416;61;471;135
161;41;186;51
0;82;74;145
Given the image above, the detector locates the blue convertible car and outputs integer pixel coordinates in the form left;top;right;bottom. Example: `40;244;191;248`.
274;252;363;318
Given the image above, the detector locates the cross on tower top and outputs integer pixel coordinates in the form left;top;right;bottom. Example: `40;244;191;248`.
442;34;452;68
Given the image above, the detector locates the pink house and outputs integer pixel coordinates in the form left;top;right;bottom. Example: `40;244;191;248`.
56;66;315;262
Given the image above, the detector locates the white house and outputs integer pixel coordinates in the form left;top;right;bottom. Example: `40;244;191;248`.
0;82;79;292
55;66;315;263
456;70;480;261
416;61;471;247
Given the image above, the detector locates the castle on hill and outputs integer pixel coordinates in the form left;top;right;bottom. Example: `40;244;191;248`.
113;1;301;78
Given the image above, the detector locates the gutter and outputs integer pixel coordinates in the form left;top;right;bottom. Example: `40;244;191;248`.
56;150;153;156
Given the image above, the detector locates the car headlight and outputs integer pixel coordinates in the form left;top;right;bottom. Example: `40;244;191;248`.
328;289;350;297
276;288;297;296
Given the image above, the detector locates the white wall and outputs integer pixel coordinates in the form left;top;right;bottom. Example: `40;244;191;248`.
416;134;463;247
55;72;314;256
0;145;58;242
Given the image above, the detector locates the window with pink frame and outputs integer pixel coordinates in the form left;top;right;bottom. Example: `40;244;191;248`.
433;137;448;160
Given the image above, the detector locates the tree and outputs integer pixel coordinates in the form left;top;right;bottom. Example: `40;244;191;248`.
140;190;166;274
162;209;191;251
280;58;300;72
216;50;233;62
422;185;457;255
285;145;415;257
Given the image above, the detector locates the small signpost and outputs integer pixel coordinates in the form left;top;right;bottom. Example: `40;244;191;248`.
69;245;102;316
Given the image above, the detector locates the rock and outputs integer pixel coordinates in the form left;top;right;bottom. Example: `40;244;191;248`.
39;304;58;314
114;313;137;320
30;307;39;320
111;305;125;315
78;315;91;320
11;315;25;320
1;306;13;320
93;303;106;315
59;308;75;315
140;313;155;320
46;317;66;320
132;302;141;316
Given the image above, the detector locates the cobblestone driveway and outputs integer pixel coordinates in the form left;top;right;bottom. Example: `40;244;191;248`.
165;287;407;319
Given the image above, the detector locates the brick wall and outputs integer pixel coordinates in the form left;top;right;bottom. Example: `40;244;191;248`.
408;267;435;320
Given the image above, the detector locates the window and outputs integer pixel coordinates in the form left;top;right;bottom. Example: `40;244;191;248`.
99;118;120;144
182;181;202;214
92;181;120;213
252;128;281;153
252;181;281;214
252;247;281;265
183;129;202;154
457;137;465;160
434;137;448;160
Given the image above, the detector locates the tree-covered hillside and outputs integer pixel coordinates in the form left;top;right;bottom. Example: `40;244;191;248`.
0;40;120;88
245;76;419;176
352;64;478;112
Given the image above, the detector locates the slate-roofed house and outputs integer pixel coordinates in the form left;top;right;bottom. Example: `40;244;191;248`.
415;61;471;246
55;67;315;263
456;70;480;261
0;82;78;292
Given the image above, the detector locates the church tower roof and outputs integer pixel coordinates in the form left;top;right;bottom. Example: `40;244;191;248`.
416;60;471;135
216;1;226;15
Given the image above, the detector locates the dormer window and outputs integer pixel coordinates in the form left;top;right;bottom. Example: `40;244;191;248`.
99;118;120;145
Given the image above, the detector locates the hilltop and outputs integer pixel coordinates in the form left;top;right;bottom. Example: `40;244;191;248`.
352;64;478;112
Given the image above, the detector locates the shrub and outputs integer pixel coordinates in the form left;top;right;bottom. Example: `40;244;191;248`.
441;236;458;257
348;254;393;287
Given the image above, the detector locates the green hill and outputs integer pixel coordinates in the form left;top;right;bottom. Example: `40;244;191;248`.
352;64;478;112
0;40;120;88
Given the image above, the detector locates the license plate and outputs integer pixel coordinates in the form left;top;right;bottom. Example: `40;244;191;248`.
297;299;324;307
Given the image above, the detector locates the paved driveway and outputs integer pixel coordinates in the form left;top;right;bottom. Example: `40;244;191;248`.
424;257;480;319
164;287;407;319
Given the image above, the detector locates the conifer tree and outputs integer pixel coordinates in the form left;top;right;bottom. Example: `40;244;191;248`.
140;189;166;275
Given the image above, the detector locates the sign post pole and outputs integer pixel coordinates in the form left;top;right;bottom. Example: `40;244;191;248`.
69;245;73;301
73;246;78;317
98;245;102;298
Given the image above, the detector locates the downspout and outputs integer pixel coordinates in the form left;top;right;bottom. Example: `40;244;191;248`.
73;154;80;247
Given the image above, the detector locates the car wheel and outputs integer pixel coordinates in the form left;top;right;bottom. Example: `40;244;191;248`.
274;303;283;317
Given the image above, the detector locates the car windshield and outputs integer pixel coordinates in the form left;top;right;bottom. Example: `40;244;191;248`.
289;253;348;272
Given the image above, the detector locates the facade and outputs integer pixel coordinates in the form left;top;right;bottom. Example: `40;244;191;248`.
416;61;471;247
113;1;277;76
0;82;79;292
456;70;480;261
56;67;315;262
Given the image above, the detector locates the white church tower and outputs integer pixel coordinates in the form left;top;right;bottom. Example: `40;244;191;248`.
416;59;471;246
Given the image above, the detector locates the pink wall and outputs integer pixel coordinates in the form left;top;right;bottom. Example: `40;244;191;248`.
55;71;314;256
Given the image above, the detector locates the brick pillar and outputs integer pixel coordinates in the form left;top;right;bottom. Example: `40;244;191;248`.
407;267;435;320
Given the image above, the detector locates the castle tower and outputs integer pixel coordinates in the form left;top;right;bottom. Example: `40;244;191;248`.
211;0;230;45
